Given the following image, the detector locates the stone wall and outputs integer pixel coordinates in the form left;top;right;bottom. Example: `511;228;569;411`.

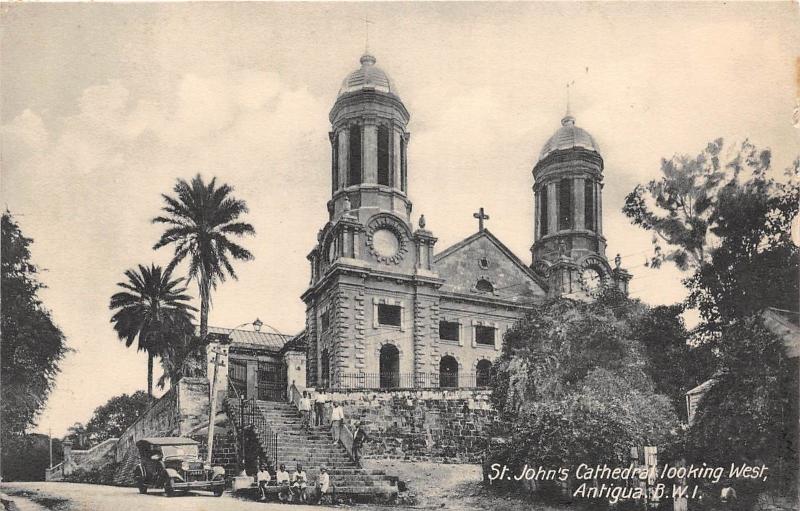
70;438;118;472
194;429;239;479
326;388;495;463
112;377;211;485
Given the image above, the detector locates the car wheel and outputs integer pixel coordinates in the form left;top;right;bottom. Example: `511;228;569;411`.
137;482;147;494
165;479;175;497
213;487;224;497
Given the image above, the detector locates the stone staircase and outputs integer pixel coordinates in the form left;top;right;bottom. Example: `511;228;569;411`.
226;399;399;501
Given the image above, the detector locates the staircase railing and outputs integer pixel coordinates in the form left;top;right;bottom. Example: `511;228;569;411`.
239;398;279;470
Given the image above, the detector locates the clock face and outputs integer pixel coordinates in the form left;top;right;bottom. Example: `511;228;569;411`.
372;229;400;258
580;267;603;292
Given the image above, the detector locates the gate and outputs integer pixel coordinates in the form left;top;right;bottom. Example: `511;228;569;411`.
257;360;286;401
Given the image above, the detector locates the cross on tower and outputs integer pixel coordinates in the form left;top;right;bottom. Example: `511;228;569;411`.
473;207;490;232
364;14;373;53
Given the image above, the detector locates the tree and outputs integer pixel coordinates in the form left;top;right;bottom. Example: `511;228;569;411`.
109;264;196;398
152;174;255;341
84;391;153;444
156;331;208;389
1;433;62;482
623;139;800;501
622;139;799;329
633;305;715;415
65;422;90;450
686;317;798;500
491;293;680;502
1;212;69;440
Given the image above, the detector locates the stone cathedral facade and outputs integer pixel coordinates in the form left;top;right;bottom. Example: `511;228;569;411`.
301;53;631;391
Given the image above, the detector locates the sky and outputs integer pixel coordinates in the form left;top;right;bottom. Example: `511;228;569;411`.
2;2;799;438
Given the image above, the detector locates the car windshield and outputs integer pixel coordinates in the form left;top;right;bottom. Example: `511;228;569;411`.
160;445;199;458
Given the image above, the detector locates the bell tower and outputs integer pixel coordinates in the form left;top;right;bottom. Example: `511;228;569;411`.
303;52;441;390
327;53;412;227
531;111;631;297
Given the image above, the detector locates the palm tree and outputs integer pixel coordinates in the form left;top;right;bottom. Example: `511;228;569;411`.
109;264;196;398
152;174;255;340
156;331;207;389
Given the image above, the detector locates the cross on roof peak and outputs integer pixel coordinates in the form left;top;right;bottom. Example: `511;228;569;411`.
473;207;490;232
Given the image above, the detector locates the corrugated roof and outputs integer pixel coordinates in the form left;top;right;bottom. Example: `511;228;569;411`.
206;326;293;352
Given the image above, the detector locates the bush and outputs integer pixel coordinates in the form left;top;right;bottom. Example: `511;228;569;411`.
64;462;119;485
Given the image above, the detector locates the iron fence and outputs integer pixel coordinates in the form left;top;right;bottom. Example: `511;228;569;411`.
327;371;492;390
239;398;279;470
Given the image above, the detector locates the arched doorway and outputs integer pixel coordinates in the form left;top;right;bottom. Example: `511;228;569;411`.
440;356;459;388
476;359;492;387
379;344;400;389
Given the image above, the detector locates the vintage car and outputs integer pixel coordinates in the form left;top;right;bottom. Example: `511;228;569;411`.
134;437;225;497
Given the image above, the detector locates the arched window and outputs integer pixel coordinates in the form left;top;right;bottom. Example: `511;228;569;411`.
439;356;459;388
558;178;573;231
332;134;339;193
476;279;493;293
348;125;362;186
379;344;400;389
476;359;492;387
321;349;331;389
377;125;391;186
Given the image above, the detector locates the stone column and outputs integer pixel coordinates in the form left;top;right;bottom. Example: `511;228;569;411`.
338;129;349;189
305;303;318;387
413;290;438;387
573;177;585;230
598;183;604;235
392;128;402;189
284;350;306;394
534;189;541;241
62;440;76;476
547;182;558;234
363;121;378;184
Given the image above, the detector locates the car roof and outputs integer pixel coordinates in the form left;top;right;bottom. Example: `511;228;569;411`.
136;437;199;448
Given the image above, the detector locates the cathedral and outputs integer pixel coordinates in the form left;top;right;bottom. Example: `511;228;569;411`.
300;52;631;392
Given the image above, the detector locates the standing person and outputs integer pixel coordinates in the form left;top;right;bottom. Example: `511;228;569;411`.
352;421;368;463
330;402;344;444
256;463;271;501
315;466;331;504
315;390;329;427
299;391;312;429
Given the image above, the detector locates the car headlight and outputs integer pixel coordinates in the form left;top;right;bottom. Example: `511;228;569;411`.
204;463;212;470
181;461;190;471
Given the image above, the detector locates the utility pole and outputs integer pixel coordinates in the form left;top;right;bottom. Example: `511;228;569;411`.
207;346;226;464
49;427;53;469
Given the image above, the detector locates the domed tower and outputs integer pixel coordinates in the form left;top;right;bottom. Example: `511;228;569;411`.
303;53;440;390
531;112;630;298
327;53;412;226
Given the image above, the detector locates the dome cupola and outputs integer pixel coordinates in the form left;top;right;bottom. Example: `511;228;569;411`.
327;53;412;227
538;114;600;161
531;112;606;271
338;53;399;98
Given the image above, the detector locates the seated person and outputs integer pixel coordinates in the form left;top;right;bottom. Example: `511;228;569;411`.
275;463;291;502
256;464;271;501
291;464;308;502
